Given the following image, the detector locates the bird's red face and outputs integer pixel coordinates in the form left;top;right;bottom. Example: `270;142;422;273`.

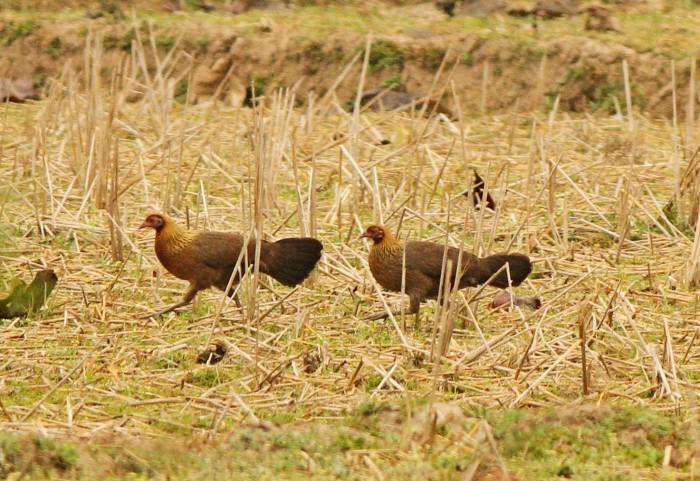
360;225;386;244
139;214;166;232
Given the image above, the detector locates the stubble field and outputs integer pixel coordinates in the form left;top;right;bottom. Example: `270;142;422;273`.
2;10;700;480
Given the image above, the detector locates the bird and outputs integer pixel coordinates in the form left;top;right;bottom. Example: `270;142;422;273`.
0;269;58;319
466;169;496;211
139;213;323;318
360;225;532;323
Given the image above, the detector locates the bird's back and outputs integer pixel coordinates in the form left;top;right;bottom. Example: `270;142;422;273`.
189;231;246;270
404;241;479;283
155;228;245;284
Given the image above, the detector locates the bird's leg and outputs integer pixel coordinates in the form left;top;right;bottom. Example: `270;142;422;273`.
141;285;199;319
365;310;390;321
365;295;422;323
409;295;421;330
232;292;242;308
224;286;242;308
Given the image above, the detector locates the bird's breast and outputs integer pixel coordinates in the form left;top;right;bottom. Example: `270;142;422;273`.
154;238;193;282
368;245;404;292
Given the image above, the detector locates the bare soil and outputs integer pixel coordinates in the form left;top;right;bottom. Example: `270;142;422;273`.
0;3;698;118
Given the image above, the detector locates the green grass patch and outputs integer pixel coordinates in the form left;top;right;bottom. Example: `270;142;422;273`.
46;36;62;58
364;40;405;72
2;19;39;46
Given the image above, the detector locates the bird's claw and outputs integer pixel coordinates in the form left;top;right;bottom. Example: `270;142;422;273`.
139;306;182;320
365;311;389;321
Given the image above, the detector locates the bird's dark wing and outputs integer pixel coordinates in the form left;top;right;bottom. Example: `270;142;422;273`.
190;232;246;270
404;241;478;281
471;170;496;210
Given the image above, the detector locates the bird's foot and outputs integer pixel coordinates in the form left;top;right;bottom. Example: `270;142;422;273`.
365;311;390;321
140;304;186;320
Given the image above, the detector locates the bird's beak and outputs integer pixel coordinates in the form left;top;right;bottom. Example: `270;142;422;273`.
138;221;149;230
359;232;372;240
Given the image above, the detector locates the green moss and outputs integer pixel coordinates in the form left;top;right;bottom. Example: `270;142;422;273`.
156;350;188;368
3;20;39;46
118;28;137;51
33;437;79;471
194;35;209;49
174;79;189;104
420;47;445;72
191;367;220;387
483;406;680;479
102;33;120;50
589;81;626;113
244;74;270;106
0;404;692;479
361;40;405;72
461;51;474;66
46;36;62;59
363;374;382;392
184;0;215;12
380;74;402;89
156;35;176;51
301;42;344;75
564;65;590;83
662;201;696;237
543;89;560;111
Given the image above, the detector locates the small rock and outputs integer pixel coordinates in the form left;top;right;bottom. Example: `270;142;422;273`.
411;351;425;367
302;351;321;373
190;0;216;12
583;4;619;32
457;0;509;16
162;1;181;12
489;291;542;311
533;0;579;18
435;0;456;16
0;79;39;103
406;403;469;444
226;1;248;14
361;89;415;111
86;1;125;19
124;88;144;103
196;341;227;364
257;17;275;33
360;88;455;118
474;469;523;481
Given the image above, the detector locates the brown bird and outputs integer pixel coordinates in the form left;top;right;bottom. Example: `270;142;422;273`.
139;213;323;318
467;169;496;211
360;225;532;322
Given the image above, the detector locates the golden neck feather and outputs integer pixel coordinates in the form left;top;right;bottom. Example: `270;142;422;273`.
156;221;195;256
372;230;402;253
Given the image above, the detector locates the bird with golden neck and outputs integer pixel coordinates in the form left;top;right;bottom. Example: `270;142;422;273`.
139;213;323;318
360;224;533;324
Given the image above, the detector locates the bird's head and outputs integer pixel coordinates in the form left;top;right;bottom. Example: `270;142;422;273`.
33;269;58;285
139;213;168;232
360;224;391;245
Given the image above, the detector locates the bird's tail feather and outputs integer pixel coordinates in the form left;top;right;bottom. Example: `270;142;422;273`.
262;238;323;287
477;254;532;288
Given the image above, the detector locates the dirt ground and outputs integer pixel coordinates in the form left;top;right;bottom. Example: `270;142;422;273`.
1;1;699;118
2;1;700;480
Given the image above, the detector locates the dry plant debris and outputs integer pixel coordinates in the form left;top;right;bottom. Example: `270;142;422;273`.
0;36;698;481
